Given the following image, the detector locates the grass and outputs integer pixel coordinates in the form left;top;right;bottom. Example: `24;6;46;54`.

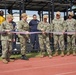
0;52;42;60
0;50;74;60
11;52;41;59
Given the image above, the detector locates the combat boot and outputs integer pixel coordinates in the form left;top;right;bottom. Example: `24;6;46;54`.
66;51;70;56
40;51;45;58
61;51;64;57
21;55;29;60
73;50;76;56
48;55;52;59
2;59;8;64
40;54;45;58
7;59;15;62
53;51;58;57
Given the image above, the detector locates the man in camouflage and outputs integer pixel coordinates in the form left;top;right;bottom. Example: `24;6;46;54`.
37;15;52;58
1;14;14;64
18;13;29;60
51;11;65;57
65;12;76;56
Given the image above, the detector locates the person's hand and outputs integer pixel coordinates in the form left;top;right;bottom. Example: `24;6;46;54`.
13;39;15;42
62;30;65;34
42;31;46;34
5;30;10;34
41;29;45;34
41;29;44;31
5;30;10;32
26;31;29;34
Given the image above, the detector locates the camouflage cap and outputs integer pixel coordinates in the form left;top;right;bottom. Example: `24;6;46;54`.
6;14;13;19
68;12;74;16
21;13;27;18
56;11;60;15
43;15;48;18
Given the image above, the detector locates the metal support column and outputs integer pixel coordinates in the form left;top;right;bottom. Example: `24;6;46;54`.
66;5;68;19
38;11;41;21
19;2;22;20
22;0;25;13
70;2;72;11
8;9;12;14
42;11;43;21
48;2;51;23
4;0;7;19
64;12;65;16
64;12;66;20
51;0;54;21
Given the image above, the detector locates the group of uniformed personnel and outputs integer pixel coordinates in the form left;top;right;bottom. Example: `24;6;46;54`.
1;11;76;64
51;11;76;57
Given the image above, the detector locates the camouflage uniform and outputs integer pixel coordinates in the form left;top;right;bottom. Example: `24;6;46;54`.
37;21;52;57
18;20;29;56
51;18;65;56
1;21;13;59
65;18;76;55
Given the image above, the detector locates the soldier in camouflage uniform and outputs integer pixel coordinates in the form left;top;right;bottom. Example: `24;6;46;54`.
65;12;76;56
1;14;14;64
18;13;29;60
37;15;52;58
51;11;65;57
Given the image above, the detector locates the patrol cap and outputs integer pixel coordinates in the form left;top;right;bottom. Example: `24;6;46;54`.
56;11;60;15
68;12;74;16
6;14;13;19
21;13;27;18
43;15;48;18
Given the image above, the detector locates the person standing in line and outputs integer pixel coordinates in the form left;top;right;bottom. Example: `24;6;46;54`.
1;14;14;64
65;12;76;56
37;15;52;58
18;13;29;60
51;11;65;57
0;10;5;24
29;14;39;52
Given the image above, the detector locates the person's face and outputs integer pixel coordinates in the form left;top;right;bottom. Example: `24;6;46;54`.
44;18;47;22
56;14;60;19
23;16;27;21
33;16;37;20
8;17;13;22
68;15;72;19
1;11;4;16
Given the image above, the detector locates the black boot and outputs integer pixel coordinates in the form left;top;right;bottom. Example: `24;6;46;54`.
21;55;29;60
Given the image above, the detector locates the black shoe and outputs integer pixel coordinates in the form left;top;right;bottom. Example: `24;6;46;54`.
21;55;29;60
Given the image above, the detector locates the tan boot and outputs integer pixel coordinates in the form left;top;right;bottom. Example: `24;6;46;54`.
40;54;45;58
61;51;64;57
73;51;76;56
67;51;70;56
48;55;52;59
2;59;8;64
7;59;15;62
53;51;58;57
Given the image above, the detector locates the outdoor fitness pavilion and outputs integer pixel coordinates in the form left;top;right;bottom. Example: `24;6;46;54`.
0;0;76;23
0;1;76;75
